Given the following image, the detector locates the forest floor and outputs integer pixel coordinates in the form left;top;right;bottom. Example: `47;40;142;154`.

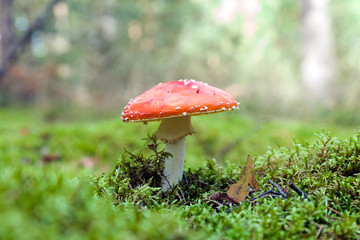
0;108;359;239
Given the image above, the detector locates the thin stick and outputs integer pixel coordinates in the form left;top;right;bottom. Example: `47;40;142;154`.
269;180;287;199
161;172;172;191
89;180;106;195
315;223;323;239
178;187;187;203
184;172;212;187
226;177;235;185
328;207;341;217
182;172;189;185
248;188;280;201
288;181;309;199
114;166;121;182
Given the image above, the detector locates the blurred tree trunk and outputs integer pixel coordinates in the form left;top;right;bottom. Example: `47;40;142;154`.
301;0;337;108
0;0;61;83
0;0;15;64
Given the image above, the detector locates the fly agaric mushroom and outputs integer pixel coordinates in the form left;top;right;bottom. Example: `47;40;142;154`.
122;79;239;191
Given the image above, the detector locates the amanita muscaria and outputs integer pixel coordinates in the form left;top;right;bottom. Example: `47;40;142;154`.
122;79;239;191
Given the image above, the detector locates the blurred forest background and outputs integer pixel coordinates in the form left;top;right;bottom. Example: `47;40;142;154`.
0;0;359;124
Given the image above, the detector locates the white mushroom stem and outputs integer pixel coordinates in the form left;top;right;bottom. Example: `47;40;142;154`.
162;137;186;191
155;115;195;191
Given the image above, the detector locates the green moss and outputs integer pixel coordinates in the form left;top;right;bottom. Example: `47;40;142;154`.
92;132;360;239
256;132;360;213
92;135;241;207
0;109;359;239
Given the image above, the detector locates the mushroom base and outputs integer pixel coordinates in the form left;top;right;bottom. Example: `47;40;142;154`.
161;137;186;191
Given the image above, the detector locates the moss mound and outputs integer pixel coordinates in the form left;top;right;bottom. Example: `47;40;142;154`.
93;132;360;239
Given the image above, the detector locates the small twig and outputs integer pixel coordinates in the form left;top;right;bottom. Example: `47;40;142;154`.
207;198;222;207
248;188;280;201
226;189;281;213
288;181;309;199
183;172;189;185
226;177;235;185
114;166;121;182
328;207;341;217
184;172;212;187
327;216;338;222
269;180;287;199
176;192;183;202
89;180;106;195
161;172;172;191
178;187;187;203
313;223;324;239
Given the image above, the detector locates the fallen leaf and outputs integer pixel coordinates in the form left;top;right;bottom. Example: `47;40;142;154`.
227;155;260;203
209;192;239;206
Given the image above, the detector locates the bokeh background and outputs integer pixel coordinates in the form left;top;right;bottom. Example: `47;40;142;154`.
1;0;359;124
1;2;360;239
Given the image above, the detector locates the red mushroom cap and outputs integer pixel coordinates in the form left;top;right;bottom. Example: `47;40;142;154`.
122;79;239;122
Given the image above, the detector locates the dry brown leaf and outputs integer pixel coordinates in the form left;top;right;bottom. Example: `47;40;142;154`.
209;192;239;206
226;155;260;203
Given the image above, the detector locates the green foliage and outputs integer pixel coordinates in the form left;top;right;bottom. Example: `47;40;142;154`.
257;132;360;214
91;132;360;239
0;164;192;240
0;109;359;239
92;135;242;207
92;135;167;207
119;135;170;188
